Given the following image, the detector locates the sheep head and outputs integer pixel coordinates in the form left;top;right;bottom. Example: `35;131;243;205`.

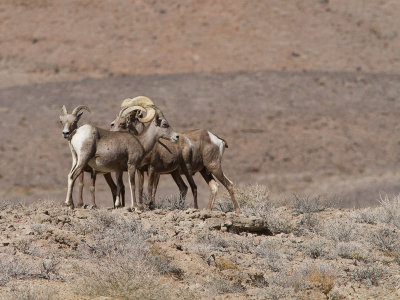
59;105;90;139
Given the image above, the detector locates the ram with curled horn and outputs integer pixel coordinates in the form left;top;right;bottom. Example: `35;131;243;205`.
110;99;240;213
121;96;155;110
59;105;118;208
61;101;179;210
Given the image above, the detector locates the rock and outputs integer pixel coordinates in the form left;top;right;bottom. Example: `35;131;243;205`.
1;240;10;246
8;224;16;231
75;209;89;219
24;230;34;235
200;211;212;220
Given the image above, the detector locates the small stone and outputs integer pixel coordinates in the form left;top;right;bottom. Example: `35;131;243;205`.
200;211;211;220
1;241;10;246
75;210;89;219
8;224;16;231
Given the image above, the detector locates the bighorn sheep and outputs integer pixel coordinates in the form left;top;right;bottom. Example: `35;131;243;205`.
59;105;118;208
111;97;240;213
63;103;179;210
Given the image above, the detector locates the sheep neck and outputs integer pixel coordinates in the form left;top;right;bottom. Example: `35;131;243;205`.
133;121;159;154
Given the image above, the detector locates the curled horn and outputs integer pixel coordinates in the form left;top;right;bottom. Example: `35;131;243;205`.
120;105;156;123
120;105;146;118
71;105;91;116
138;106;156;123
121;96;154;109
61;105;68;115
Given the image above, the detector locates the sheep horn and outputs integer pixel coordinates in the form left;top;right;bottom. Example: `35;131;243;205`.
120;105;156;123
120;105;146;118
61;105;68;115
121;96;155;109
72;105;91;116
138;106;156;123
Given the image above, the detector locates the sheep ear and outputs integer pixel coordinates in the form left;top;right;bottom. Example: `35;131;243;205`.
155;116;162;126
76;111;83;119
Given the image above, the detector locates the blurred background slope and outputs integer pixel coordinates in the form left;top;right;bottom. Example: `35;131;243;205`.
1;0;400;207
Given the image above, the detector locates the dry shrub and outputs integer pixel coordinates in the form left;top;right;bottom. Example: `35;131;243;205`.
215;257;238;271
217;184;283;215
74;214;188;299
351;267;384;286
304;238;330;259
353;208;377;225
336;242;367;261
154;194;187;210
271;263;336;294
5;283;62;300
371;228;400;252
307;267;336;295
377;195;400;228
292;194;336;214
0;257;61;286
325;219;358;243
204;274;245;295
298;213;321;233
196;232;230;251
253;242;283;272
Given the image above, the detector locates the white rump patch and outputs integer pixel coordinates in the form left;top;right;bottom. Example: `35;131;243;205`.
208;131;225;160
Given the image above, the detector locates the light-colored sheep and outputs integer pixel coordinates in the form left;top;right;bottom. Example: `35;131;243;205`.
63;104;179;210
111;97;240;213
59;105;117;208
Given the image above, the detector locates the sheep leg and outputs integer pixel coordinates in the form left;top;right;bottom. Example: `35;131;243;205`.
137;169;145;207
181;163;198;209
103;173;117;207
121;179;125;207
128;165;139;211
200;168;219;211
114;171;124;208
151;173;160;205
76;172;85;208
89;170;97;208
171;171;188;202
207;167;240;214
147;166;156;209
65;164;86;209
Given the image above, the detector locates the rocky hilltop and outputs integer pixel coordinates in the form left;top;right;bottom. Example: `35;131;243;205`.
1;186;400;299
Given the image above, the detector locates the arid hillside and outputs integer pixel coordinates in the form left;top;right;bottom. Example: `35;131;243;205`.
1;189;400;299
1;0;400;208
0;0;399;88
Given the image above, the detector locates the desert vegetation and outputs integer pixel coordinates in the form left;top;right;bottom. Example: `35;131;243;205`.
1;186;400;299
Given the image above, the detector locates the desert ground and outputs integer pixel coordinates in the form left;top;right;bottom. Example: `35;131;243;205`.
1;0;400;299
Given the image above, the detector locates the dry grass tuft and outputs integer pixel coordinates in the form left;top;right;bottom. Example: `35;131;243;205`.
307;267;336;295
